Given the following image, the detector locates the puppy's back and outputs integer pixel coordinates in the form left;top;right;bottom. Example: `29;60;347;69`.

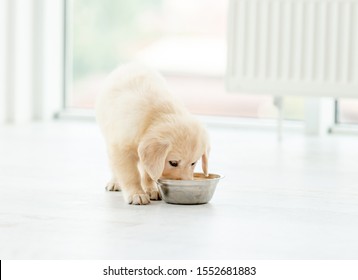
95;63;187;143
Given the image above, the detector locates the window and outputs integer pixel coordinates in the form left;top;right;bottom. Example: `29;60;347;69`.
336;99;358;125
67;0;357;125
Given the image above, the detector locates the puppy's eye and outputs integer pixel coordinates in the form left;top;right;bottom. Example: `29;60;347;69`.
191;162;196;166
169;161;178;167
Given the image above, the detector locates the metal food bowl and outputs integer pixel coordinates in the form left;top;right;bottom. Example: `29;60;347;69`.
157;173;222;205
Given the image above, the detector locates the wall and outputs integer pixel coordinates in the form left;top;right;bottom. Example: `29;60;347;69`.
0;0;64;125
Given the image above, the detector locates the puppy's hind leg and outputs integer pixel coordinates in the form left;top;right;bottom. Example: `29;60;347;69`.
141;171;161;201
108;145;150;205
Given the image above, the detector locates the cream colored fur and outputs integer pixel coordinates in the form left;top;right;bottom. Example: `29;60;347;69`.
95;63;210;205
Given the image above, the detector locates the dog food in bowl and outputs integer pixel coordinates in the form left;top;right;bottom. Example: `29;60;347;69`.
157;173;222;205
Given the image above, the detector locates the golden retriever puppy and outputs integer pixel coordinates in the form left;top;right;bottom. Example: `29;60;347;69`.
95;63;210;205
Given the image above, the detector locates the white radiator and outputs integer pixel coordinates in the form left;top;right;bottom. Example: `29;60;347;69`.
227;0;358;98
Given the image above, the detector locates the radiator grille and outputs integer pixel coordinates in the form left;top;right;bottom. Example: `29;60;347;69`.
227;0;358;97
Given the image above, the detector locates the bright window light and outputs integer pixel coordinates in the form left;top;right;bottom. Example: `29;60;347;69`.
68;0;309;121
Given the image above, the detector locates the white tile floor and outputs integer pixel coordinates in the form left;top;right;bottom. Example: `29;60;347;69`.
0;121;357;259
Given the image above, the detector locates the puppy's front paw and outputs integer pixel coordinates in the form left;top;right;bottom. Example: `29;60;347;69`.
147;190;162;201
141;177;161;200
106;179;121;191
127;193;151;205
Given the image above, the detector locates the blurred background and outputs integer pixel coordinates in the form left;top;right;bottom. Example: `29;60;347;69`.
0;0;358;127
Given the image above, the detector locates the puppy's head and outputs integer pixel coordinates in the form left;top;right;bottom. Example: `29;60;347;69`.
138;116;210;181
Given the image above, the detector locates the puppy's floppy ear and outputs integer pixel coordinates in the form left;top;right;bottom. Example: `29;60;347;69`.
202;147;210;177
138;137;170;181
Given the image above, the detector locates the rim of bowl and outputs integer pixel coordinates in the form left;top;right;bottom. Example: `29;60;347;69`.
157;173;222;184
